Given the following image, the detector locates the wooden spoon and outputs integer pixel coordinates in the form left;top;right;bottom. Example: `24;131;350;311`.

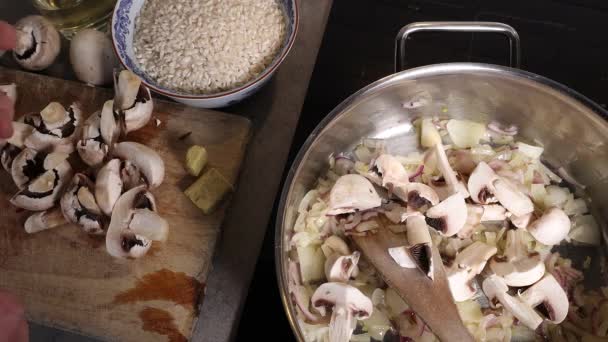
352;227;474;341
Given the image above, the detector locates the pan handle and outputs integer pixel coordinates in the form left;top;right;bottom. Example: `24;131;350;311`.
394;21;521;72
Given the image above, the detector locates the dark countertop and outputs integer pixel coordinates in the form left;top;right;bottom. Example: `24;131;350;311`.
238;0;608;340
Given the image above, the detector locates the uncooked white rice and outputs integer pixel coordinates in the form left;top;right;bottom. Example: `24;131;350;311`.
133;0;287;94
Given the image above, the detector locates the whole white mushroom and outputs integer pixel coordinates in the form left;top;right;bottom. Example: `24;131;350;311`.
70;29;116;85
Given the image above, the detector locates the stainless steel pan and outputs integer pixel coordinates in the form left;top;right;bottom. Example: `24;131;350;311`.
276;22;608;341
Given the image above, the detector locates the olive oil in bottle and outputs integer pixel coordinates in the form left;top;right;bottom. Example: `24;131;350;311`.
32;0;117;39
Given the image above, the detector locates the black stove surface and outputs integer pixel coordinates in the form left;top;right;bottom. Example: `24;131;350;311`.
237;0;608;340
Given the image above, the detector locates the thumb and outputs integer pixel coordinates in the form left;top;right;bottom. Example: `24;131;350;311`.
0;291;28;342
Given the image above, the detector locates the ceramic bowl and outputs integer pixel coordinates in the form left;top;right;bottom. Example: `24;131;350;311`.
111;0;298;108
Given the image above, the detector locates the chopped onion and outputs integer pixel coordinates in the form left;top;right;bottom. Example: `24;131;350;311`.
355;145;374;163
569;215;601;246
420;118;442;148
530;184;547;207
296;244;326;283
363;309;392;340
516;142;544;159
456;300;484;324
564;198;588;216
446;119;487;148
371;288;385;306
544;185;570;208
299;190;319;214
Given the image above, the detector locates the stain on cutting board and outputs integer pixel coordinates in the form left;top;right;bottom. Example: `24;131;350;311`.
139;307;187;342
113;269;204;309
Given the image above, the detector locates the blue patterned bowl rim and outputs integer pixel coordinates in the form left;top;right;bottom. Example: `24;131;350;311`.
112;0;299;99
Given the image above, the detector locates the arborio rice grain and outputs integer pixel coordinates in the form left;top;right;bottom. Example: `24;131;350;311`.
133;0;287;94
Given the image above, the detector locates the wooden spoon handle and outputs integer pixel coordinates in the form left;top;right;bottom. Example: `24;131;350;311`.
353;235;474;342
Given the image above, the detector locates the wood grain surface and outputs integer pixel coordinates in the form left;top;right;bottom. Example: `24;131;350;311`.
0;67;251;342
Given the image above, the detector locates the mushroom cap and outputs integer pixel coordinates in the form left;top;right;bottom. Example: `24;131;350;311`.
327;174;381;215
447;267;476;302
492;178;534;217
489;229;545;286
106;185;168;258
406;182;439;209
70;29;116;86
467;161;499;204
520;273;569;324
528;207;571;246
425;193;468;236
480;204;507;222
113;141;165;189
311;282;373;319
446;241;497;301
10;160;72;211
95;159;123;216
13;15;60;71
373;154;409;187
324;251;360;283
489;255;545;287
482;275;544;330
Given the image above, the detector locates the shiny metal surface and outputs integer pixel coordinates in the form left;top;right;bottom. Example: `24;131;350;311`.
395;22;521;71
278;21;607;341
276;61;608;340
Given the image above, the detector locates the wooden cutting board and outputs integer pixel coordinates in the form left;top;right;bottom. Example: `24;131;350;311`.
0;67;251;342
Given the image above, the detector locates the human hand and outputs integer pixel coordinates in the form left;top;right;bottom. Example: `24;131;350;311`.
0;21;17;139
0;290;28;342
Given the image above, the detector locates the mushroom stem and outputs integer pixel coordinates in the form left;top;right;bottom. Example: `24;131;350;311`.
434;142;468;197
329;307;356;342
24;207;66;233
